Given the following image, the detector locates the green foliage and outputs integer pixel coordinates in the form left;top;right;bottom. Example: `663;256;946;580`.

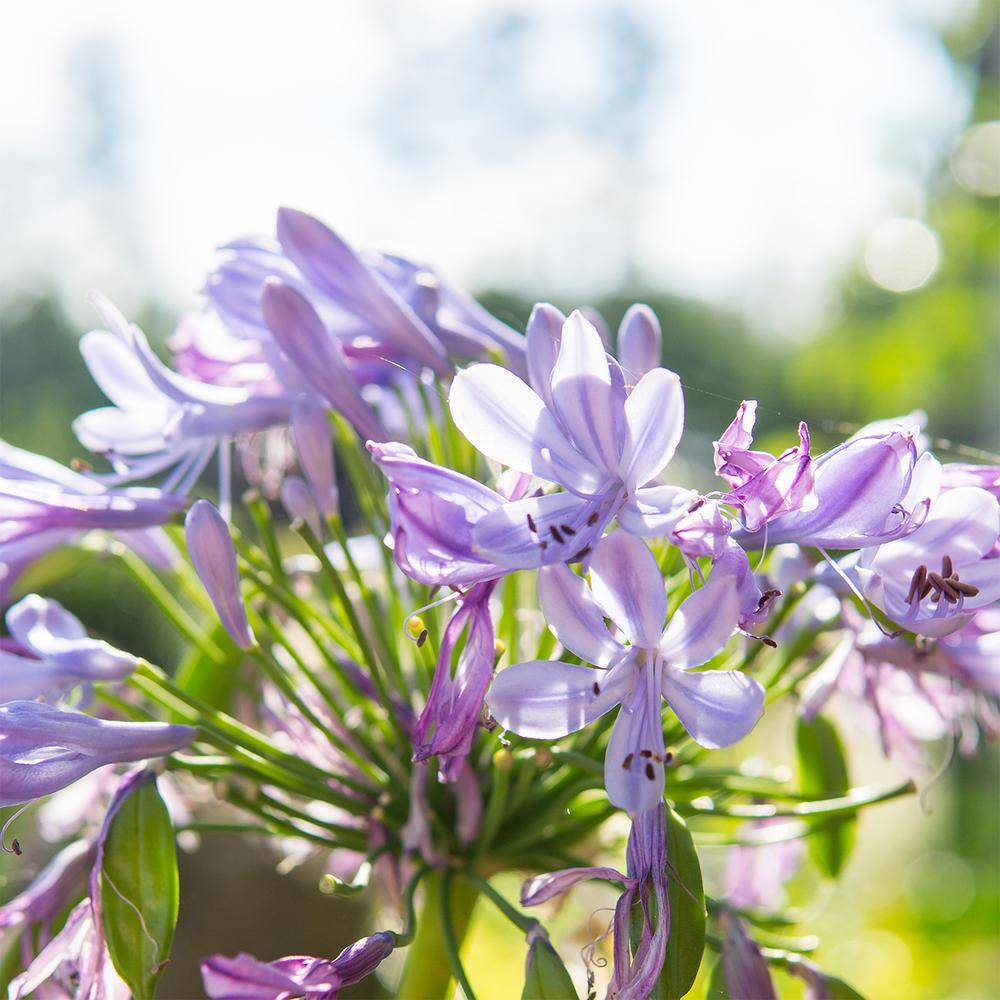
522;938;579;999
100;773;180;999
796;715;855;878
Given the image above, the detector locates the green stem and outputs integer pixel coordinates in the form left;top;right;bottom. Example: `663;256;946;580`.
398;870;480;1000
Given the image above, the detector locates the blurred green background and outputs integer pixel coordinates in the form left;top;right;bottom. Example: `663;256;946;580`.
1;2;998;997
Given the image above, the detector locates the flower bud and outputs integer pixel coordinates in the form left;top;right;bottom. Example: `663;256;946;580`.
617;304;662;382
292;395;338;518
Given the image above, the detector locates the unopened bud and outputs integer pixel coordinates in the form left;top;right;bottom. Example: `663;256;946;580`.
493;748;515;773
494;637;507;659
318;874;340;895
406;616;426;639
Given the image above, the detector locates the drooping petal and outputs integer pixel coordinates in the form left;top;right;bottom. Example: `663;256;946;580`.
521;865;631;906
261;279;386;442
185;500;255;649
291;394;338;518
617;304;662;385
660;666;764;749
619;368;684;491
487;658;631;739
537;563;624;667
549;311;626;475
589;532;667;648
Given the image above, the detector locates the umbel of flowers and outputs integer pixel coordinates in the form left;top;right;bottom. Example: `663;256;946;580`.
1;207;997;999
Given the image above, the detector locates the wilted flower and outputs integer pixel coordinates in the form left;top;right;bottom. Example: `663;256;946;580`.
201;932;395;1000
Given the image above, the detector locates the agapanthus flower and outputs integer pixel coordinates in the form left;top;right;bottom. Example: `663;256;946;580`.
450;307;687;570
714;400;816;532
201;932;395;1000
73;293;292;490
0;701;193;807
855;483;1000;637
488;532;764;815
735;425;932;550
0;594;138;702
0;441;183;603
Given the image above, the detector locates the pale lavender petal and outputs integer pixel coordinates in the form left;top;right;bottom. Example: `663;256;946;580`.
6;593;86;645
941;462;1000;498
449;364;608;494
589;533;667;647
292;395;338;517
525;302;565;406
657;563;741;668
549;310;626;474
537;563;624;667
487;658;630;739
0;838;95;931
619;368;685;491
471;491;603;570
185;500;255;648
661;667;764;749
261;279;386;442
605;672;666;815
617;304;662;384
280;475;323;538
202;953;308;999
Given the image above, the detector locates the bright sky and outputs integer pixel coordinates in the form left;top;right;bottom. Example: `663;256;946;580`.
0;0;978;335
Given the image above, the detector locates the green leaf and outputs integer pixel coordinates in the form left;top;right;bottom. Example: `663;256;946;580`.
100;772;179;998
820;974;868;999
653;806;706;1000
522;938;579;999
173;621;239;713
796;715;855;877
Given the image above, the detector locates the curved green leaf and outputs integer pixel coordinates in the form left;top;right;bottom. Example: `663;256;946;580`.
100;773;179;998
522;937;578;999
796;714;855;877
655;806;706;1000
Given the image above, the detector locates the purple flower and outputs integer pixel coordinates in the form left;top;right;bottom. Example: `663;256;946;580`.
260;280;387;442
201;933;395;999
0;442;184;603
723;820;804;913
719;911;777;1000
1;595;138;702
488;532;764;815
735;426;932;550
450;309;686;568
291;395;339;519
714;401;817;532
280;475;323;538
73;293;292;488
940;462;1000;498
413;581;496;780
368;441;515;587
856;483;1000;637
618;486;733;560
185;500;255;649
0;701;193;807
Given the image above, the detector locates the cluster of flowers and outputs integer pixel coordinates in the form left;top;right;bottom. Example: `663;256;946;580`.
1;207;997;999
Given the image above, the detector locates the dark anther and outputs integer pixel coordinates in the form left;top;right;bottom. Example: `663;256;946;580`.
540;540;548;551
623;753;634;770
592;681;601;695
757;588;781;610
760;635;778;648
549;525;565;544
70;457;93;473
587;512;600;526
928;571;959;603
640;749;653;758
526;513;538;534
951;580;980;597
644;763;655;780
571;546;592;561
941;554;953;580
663;751;674;764
560;523;577;536
687;497;705;513
11;839;21;856
416;629;428;648
919;579;933;600
906;564;928;604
